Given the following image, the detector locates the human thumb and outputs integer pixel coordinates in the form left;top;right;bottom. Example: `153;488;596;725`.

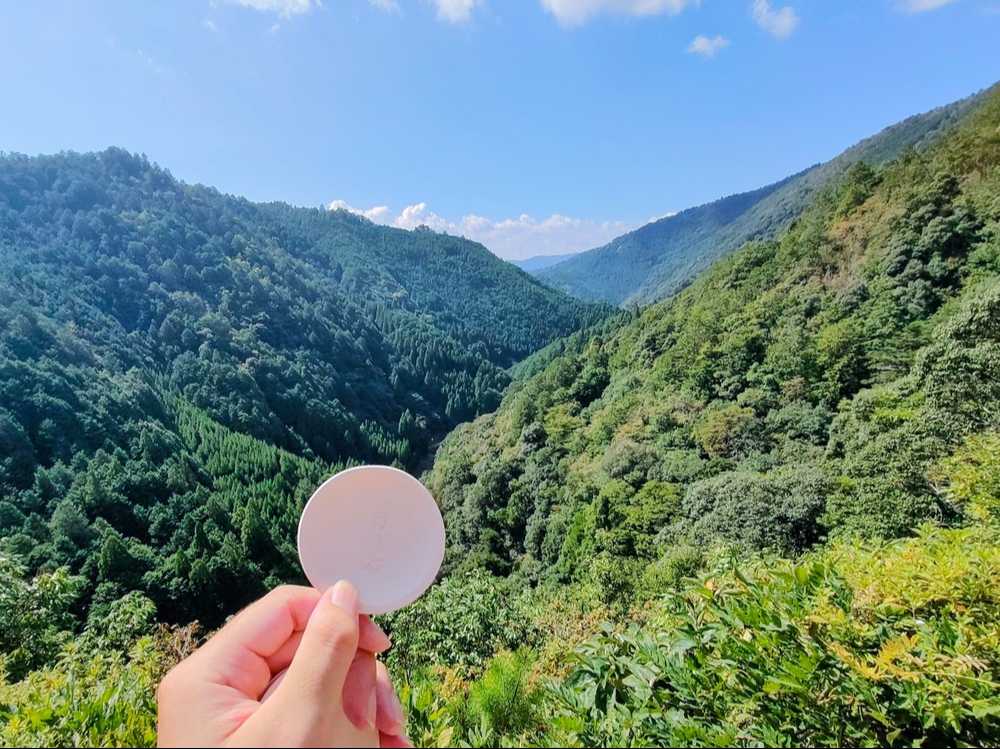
275;580;361;707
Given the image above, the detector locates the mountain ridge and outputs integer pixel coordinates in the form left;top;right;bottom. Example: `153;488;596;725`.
512;251;581;272
537;88;989;306
429;81;1000;578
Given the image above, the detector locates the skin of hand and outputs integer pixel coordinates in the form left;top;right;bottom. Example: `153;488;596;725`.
157;581;411;748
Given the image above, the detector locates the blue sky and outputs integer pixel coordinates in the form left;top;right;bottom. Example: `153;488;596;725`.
2;0;997;259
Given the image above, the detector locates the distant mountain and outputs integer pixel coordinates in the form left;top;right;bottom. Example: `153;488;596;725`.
513;252;579;273
0;147;608;623
429;81;1000;579
0;149;606;476
538;89;987;306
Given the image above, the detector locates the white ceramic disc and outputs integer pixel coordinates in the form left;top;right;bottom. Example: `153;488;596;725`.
297;465;446;615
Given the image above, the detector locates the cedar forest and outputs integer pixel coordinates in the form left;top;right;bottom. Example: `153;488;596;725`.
1;83;999;747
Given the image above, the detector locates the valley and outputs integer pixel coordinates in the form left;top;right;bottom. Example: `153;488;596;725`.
2;83;999;748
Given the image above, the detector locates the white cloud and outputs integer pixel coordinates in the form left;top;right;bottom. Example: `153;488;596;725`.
471;213;636;259
896;0;958;11
391;204;636;259
328;200;393;223
328;200;636;260
687;34;729;57
224;0;317;17
369;0;402;12
648;211;677;223
540;0;700;26
751;0;799;39
202;18;219;32
393;202;453;231
433;0;481;23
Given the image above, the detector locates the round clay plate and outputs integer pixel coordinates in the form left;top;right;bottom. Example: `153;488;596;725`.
297;465;446;615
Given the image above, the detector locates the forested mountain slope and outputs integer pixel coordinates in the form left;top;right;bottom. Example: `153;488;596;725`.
538;89;985;306
3;88;1000;748
0;149;609;468
430;84;1000;582
0;150;604;623
0;149;604;465
512;251;580;272
371;87;1000;746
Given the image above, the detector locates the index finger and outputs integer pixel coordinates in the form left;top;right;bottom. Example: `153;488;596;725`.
265;615;391;677
195;585;392;699
197;585;323;697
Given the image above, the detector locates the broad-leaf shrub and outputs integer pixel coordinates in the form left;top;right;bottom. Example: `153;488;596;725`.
382;570;537;674
0;638;165;748
673;466;829;554
0;556;82;681
934;432;1000;519
551;523;1000;747
468;649;541;742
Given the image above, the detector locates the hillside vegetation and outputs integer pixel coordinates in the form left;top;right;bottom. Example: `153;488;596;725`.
512;252;581;273
538;89;984;306
0;151;604;626
0;150;604;467
431;86;1000;579
405;84;1000;745
2;86;1000;747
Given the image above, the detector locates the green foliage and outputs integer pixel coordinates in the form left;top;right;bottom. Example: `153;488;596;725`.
586;553;642;612
934;432;1000;519
638;544;704;597
692;403;757;459
399;89;1000;748
0;557;82;681
0;146;604;631
0;149;605;474
0;559;180;748
382;571;537;674
677;467;829;554
551;523;1000;747
0;638;165;748
430;84;1000;583
83;591;158;653
3;74;1000;749
398;671;458;748
623;481;681;558
468;649;540;741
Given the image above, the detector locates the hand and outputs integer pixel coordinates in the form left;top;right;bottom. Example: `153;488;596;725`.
157;581;411;748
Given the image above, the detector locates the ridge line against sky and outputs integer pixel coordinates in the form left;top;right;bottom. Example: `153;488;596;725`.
2;0;994;260
221;0;975;259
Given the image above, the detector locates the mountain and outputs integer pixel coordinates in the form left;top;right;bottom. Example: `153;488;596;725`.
537;89;986;306
0;148;605;623
4;89;1000;749
430;84;1000;579
0;149;606;466
512;251;579;272
392;86;1000;745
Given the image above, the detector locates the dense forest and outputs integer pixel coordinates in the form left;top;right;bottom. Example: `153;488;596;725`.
0;149;606;467
538;89;984;306
2;84;1000;747
408;84;1000;745
0;151;605;626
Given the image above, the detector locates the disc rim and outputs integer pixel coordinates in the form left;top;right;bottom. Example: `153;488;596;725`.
297;465;445;615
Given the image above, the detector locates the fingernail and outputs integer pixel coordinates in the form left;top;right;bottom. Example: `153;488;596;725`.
330;580;359;616
366;686;378;727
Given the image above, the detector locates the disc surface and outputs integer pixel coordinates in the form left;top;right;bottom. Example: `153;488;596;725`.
297;465;446;615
